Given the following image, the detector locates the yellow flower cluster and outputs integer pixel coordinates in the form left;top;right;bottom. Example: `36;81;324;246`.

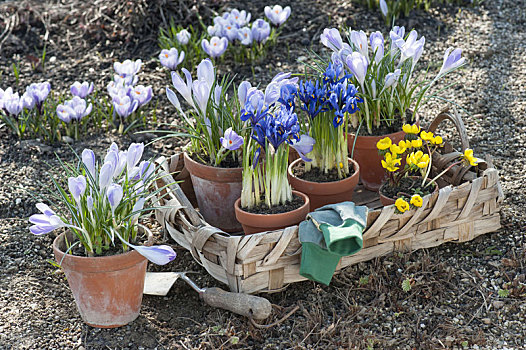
395;194;423;213
407;150;430;169
395;198;410;213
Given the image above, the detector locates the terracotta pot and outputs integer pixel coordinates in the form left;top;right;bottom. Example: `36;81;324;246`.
378;176;439;206
234;191;310;235
348;130;405;192
183;153;243;233
287;158;360;211
53;232;148;328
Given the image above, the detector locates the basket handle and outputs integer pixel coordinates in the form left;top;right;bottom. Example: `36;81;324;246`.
427;107;470;151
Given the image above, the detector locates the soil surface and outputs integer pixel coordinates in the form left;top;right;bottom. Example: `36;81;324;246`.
242;194;304;215
293;162;355;182
1;0;525;349
380;176;435;199
190;153;242;169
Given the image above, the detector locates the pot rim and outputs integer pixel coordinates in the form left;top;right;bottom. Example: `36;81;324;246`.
234;190;309;219
183;152;242;182
287;157;360;194
53;232;148;273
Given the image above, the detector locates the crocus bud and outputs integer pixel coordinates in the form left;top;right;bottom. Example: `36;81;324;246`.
99;162;113;190
82;149;96;180
176;29;191;45
127;143;144;173
107;183;124;214
87;195;94;212
131;198;146;225
68;175;87;203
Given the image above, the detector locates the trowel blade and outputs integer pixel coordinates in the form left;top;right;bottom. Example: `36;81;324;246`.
143;272;181;296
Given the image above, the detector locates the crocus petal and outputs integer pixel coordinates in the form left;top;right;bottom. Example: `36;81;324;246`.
107;183;124;212
99;162;113;189
130;244;176;265
197;59;215;89
82;149;96;180
68;175;87;202
290;134;315;162
127;143;144;173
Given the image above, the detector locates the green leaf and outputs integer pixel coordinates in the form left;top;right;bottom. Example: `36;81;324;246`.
230;336;239;345
359;276;369;286
402;278;412;292
498;289;510;298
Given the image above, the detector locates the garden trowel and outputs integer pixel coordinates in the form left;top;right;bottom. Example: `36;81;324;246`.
143;272;272;320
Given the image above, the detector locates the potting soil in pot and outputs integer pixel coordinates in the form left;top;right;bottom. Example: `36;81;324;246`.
381;177;434;199
242;194;304;214
190;153;241;168
292;163;355;183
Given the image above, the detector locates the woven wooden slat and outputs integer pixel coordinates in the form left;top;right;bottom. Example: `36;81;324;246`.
154;108;503;294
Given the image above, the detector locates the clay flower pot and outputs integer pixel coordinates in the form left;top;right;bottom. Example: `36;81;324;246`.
287;158;360;211
53;232;150;328
378;176;439;206
348;129;405;192
183;152;243;233
234;191;310;235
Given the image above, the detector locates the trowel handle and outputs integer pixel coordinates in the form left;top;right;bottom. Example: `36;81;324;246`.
201;287;272;320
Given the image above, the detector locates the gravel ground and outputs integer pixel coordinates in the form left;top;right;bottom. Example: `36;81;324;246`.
0;0;525;349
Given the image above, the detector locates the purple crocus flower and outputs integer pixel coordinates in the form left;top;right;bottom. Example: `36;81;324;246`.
197;59;215;90
201;37;228;58
381;69;402;93
224;24;239;42
29;203;64;235
113;74;138;87
56;104;74;123
207;23;223;37
99;162;113;190
138;160;154;180
21;92;36;110
346;52;368;90
87;195;94;212
370;31;384;64
171;69;195;108
68;96;93;121
26;82;51;106
380;0;388;16
159;48;185;70
127;143;144;173
4;93;23;116
176;29;191;45
131;198;146;225
238;81;252;106
238;27;253;45
130;85;153;107
112;94;138;118
82;149;96;180
113;59;142;77
350;30;369;61
68;175;87;203
71;81;94;98
438;47;466;77
320;28;343;52
231;9;251;26
128;242;176;265
192;79;211;116
289;134;315;162
251;19;271;43
107;183;123;214
220;128;244;150
264;5;291;26
166;87;185;116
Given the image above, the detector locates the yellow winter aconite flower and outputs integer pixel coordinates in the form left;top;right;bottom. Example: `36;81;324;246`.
381;153;401;172
377;137;393;150
420;131;434;141
462;148;479;166
403;124;421;134
390;142;407;155
407;151;430;169
431;136;443;145
411;138;423;148
410;194;423;207
395;198;410;213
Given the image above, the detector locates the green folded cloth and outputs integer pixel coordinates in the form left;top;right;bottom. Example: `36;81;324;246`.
299;202;368;285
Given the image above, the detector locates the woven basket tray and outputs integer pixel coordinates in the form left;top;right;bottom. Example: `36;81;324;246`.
154;109;503;294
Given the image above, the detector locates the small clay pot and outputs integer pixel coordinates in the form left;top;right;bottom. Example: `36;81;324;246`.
348;130;405;192
53;232;150;328
379;176;439;206
287;158;360;211
234;190;310;235
184;153;243;233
